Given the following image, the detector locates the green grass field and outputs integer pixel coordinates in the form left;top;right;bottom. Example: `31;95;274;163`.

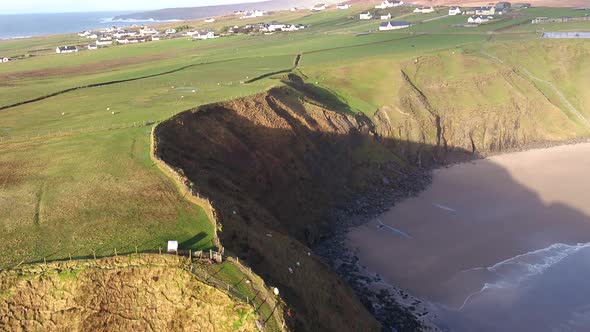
1;5;589;270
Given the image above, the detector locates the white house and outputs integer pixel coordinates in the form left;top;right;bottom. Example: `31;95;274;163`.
475;6;495;15
449;6;462;15
87;44;98;50
290;7;298;11
165;28;177;34
241;10;266;19
337;4;351;9
116;38;130;44
193;30;218;40
311;4;327;11
380;13;392;20
78;31;91;37
151;36;161;41
96;39;113;46
379;21;410;30
86;33;99;39
204;18;216;23
468;15;492;24
414;6;435;13
56;46;78;54
359;12;373;20
1;57;10;63
268;22;287;32
376;0;403;9
140;27;158;35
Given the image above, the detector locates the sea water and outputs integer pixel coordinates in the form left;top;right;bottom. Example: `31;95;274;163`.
435;243;590;331
0;12;180;39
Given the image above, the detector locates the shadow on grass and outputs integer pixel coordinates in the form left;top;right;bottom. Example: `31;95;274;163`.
179;231;209;249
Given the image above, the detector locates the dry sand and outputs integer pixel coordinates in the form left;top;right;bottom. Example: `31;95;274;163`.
348;143;590;308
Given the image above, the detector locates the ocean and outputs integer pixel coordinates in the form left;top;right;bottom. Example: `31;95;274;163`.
348;142;590;332
0;12;181;39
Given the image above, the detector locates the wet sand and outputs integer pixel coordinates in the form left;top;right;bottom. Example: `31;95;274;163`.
348;143;590;329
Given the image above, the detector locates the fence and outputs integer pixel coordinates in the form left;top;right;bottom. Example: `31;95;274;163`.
150;122;223;253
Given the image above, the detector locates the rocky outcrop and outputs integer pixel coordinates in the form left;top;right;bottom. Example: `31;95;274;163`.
154;83;475;331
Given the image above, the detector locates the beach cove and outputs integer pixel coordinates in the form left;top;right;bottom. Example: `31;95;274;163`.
348;143;590;331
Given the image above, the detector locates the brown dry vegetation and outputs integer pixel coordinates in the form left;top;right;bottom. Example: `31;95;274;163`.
0;53;172;81
0;255;258;332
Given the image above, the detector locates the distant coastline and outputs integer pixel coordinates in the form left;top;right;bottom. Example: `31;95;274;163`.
0;12;180;40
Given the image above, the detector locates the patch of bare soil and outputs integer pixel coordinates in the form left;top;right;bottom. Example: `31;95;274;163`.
0;53;171;81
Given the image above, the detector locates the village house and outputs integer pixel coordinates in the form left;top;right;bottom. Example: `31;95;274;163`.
86;33;99;39
165;28;177;35
475;6;495;15
290;7;298;11
337;4;350;9
531;17;548;24
359;12;373;20
379;21;410;31
449;6;462;15
311;4;327;11
414;6;435;14
268;22;287;32
96;39;113;46
376;0;403;9
193;30;218;40
151;36;161;41
496;8;507;15
116;38;130;44
87;44;98;50
380;13;392;20
204;18;216;23
78;31;91;37
241;10;266;19
139;27;158;35
56;46;78;54
468;15;493;24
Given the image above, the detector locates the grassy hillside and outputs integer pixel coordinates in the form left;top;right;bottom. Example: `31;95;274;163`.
1;4;590;331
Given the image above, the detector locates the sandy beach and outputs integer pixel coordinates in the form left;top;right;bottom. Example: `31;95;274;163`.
348;143;590;330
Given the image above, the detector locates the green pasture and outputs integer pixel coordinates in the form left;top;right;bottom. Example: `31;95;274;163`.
1;4;589;270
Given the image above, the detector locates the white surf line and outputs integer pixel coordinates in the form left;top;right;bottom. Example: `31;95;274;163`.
457;285;490;312
480;49;590;131
376;219;413;239
433;204;455;212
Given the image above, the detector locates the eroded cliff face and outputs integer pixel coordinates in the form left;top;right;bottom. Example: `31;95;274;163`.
154;85;474;332
0;255;257;332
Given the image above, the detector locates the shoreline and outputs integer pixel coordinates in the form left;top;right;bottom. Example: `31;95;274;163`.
315;137;590;331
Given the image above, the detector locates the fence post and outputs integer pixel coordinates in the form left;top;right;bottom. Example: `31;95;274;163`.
135;246;138;254
159;247;162;255
93;250;96;260
69;253;72;261
115;248;118;257
43;257;47;266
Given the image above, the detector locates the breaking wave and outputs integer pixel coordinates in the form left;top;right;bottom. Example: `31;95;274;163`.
458;242;590;311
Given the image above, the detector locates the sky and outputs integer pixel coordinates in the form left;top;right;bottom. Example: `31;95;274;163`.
1;0;264;14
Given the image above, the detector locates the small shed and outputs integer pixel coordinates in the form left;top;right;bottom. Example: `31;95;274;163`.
167;241;179;253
